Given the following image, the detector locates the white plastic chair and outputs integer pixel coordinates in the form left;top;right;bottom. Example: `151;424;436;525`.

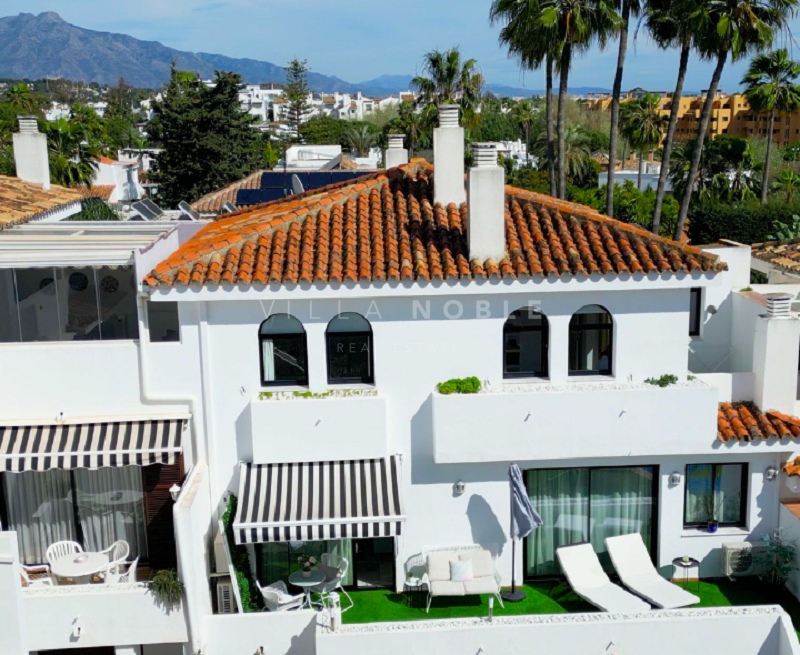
45;541;83;566
309;553;354;612
258;580;304;612
556;543;651;613
606;534;699;609
105;557;139;585
21;564;53;587
100;540;130;574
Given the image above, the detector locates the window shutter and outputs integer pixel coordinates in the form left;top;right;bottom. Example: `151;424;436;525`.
143;462;182;570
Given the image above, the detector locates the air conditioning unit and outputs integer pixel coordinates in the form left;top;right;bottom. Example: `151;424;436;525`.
216;579;236;614
722;541;766;577
213;532;229;575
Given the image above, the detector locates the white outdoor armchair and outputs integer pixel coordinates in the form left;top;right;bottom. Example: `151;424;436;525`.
605;534;699;609
309;553;354;611
45;541;83;566
258;580;304;612
21;564;53;587
556;543;651;613
105;556;139;585
99;540;130;577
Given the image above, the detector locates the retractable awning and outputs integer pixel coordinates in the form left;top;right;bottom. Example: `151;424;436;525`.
233;456;406;545
0;417;187;472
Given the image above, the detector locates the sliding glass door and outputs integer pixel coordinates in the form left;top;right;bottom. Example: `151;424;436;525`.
525;466;657;577
1;467;148;565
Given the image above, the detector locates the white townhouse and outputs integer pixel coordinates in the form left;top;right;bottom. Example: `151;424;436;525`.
2;106;800;655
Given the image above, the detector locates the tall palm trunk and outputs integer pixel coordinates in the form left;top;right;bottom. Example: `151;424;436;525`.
546;53;557;195
557;46;572;199
652;41;689;235
761;109;775;204
606;1;630;216
674;51;727;241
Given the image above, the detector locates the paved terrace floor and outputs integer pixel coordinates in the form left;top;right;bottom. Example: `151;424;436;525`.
343;580;800;639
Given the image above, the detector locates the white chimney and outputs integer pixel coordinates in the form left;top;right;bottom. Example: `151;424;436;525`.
752;294;800;415
384;134;408;168
433;105;465;206
13;117;50;190
468;142;506;263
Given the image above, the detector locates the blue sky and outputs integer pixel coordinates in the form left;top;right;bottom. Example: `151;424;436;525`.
4;0;800;92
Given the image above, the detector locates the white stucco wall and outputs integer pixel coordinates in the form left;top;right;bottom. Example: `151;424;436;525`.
202;611;316;655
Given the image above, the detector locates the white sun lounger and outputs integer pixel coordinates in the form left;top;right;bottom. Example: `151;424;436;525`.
606;533;700;609
556;543;651;613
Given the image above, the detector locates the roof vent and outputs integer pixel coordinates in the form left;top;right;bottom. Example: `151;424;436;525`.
388;134;405;150
766;294;792;318
438;104;460;128
17;116;39;134
472;142;498;168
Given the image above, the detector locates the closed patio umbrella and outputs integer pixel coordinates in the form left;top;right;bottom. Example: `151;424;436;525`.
503;463;542;602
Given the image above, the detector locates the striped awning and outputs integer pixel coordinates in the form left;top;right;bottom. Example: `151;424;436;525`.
233;456;406;545
0;418;187;472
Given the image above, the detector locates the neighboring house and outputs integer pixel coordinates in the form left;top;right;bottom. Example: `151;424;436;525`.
3;111;800;655
90;155;146;204
751;240;800;283
0;175;83;228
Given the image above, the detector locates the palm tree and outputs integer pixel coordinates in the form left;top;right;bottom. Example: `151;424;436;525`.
45;119;99;187
775;168;800;202
541;0;620;198
511;99;538;162
345;123;378;158
673;0;798;241
606;0;642;217
490;0;560;194
644;0;699;235
411;48;485;129
4;83;40;115
619;92;669;190
742;49;800;203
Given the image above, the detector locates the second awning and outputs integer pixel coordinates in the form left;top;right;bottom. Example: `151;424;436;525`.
233;456;406;545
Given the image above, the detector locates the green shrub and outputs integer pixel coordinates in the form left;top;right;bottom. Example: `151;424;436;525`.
148;569;184;611
644;374;678;388
686;201;800;245
222;494;262;612
437;376;481;395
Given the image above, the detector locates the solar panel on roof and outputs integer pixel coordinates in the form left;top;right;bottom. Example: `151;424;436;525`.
308;172;332;188
221;201;238;213
131;199;163;221
178;201;201;221
235;189;262;205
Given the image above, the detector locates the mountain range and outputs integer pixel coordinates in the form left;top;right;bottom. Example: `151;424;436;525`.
0;12;611;98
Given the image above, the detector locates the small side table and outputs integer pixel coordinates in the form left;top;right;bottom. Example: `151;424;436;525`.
288;570;326;609
404;576;425;608
672;557;700;593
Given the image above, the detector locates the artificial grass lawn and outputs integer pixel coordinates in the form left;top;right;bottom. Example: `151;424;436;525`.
343;578;800;639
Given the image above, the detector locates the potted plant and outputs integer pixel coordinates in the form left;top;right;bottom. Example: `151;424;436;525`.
297;553;318;578
702;494;725;533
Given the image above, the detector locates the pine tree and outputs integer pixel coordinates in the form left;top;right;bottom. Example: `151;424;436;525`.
284;59;311;137
147;67;261;208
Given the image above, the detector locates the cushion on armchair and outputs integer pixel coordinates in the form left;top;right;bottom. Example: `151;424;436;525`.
450;559;473;582
427;551;457;582
458;550;494;579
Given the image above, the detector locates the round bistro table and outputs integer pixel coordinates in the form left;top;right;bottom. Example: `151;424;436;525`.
51;552;110;584
288;570;326;609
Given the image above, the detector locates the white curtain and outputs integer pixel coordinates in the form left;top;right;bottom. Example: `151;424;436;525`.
262;340;276;382
3;470;77;565
73;467;148;560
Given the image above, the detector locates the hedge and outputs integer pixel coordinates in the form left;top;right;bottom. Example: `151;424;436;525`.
437;376;481;395
222;494;263;612
687;201;800;245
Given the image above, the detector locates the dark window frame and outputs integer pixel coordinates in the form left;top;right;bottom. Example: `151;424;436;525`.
258;315;309;387
326;314;374;385
568;306;613;377
682;463;748;528
503;308;549;379
689;287;702;337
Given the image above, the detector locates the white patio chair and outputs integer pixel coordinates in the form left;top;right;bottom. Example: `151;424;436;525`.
45;541;83;566
100;540;130;574
21;564;53;587
258;579;304;612
556;543;651;613
105;557;139;585
606;534;699;609
309;553;354;612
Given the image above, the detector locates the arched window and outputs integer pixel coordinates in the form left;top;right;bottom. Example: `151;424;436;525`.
326;313;374;384
569;305;613;376
259;314;308;386
503;307;548;378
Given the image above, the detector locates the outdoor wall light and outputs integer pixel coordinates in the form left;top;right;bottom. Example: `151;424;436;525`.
669;472;682;486
169;483;182;502
766;466;779;481
707;305;718;315
453;480;466;496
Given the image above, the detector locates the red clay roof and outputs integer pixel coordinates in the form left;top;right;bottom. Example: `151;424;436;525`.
145;160;725;288
718;402;800;442
76;185;115;201
190;169;266;214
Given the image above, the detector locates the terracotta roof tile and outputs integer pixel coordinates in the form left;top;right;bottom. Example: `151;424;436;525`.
190;169;266;215
0;176;83;229
145;162;727;288
718;402;800;443
76;185;115;201
752;238;800;274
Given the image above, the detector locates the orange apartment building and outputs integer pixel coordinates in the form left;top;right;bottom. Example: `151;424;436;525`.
586;89;800;147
